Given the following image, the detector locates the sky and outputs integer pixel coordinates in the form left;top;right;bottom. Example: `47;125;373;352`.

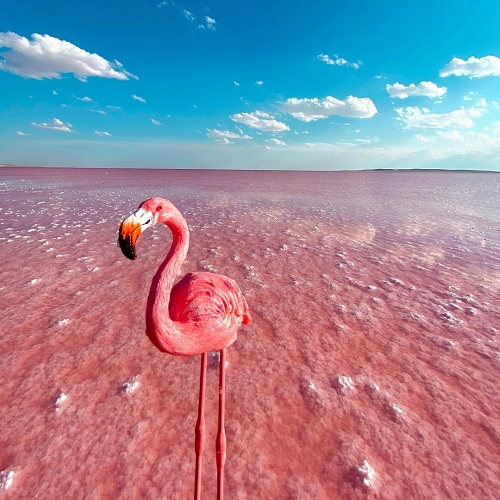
1;0;500;171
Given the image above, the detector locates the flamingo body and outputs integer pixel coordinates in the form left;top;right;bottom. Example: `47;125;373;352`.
148;271;251;355
119;196;251;355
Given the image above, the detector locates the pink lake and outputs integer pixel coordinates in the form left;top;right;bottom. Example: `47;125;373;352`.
0;167;499;499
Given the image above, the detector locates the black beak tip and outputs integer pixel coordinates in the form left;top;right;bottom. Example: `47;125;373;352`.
118;235;137;260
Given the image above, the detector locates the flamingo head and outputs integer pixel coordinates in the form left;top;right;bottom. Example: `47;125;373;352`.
118;197;174;260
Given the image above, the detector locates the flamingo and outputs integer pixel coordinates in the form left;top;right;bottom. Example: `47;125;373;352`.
118;197;251;500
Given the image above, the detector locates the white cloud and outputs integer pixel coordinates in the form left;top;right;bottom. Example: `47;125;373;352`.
439;56;500;78
207;129;252;142
17;131;31;136
230;111;290;132
395;106;484;130
199;16;216;30
386;81;447;99
107;105;122;111
95;130;112;137
76;96;93;102
31;118;73;132
266;138;287;146
436;130;464;141
90;109;106;115
158;2;216;31
131;94;146;103
414;133;429;142
316;53;361;70
205;16;216;30
255;80;264;86
0;31;137;81
281;95;377;122
151;119;163;126
52;90;58;95
355;137;380;144
233;81;240;86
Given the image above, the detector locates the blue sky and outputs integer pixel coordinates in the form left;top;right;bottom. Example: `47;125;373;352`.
1;0;500;170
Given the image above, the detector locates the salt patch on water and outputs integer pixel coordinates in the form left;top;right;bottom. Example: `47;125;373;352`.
351;460;377;490
332;375;355;394
385;402;405;422
0;469;15;491
54;392;68;412
121;376;140;395
55;318;70;327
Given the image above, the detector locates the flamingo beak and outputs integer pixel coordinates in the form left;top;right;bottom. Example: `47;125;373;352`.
118;214;142;260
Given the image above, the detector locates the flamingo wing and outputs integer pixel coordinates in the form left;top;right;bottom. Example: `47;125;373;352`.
169;272;252;329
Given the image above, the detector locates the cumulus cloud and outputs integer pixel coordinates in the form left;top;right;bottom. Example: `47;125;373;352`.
281;96;377;122
31;118;73;132
439;56;500;78
0;31;137;81
395;106;484;130
230;111;290;132
17;131;31;136
151;119;163;126
316;53;361;70
95;130;111;137
255;80;264;86
386;81;447;99
207;128;252;142
76;96;93;102
131;94;146;103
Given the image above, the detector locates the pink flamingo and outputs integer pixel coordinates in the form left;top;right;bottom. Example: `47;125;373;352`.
118;197;251;499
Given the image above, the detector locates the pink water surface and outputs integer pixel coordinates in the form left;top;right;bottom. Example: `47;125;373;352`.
0;167;499;499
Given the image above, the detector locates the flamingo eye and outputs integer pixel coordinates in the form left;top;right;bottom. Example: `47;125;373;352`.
156;205;162;212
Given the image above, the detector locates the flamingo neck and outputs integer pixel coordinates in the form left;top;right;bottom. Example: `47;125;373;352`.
146;211;189;354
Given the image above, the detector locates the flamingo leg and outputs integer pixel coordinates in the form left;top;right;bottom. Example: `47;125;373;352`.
216;348;227;500
194;352;208;500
